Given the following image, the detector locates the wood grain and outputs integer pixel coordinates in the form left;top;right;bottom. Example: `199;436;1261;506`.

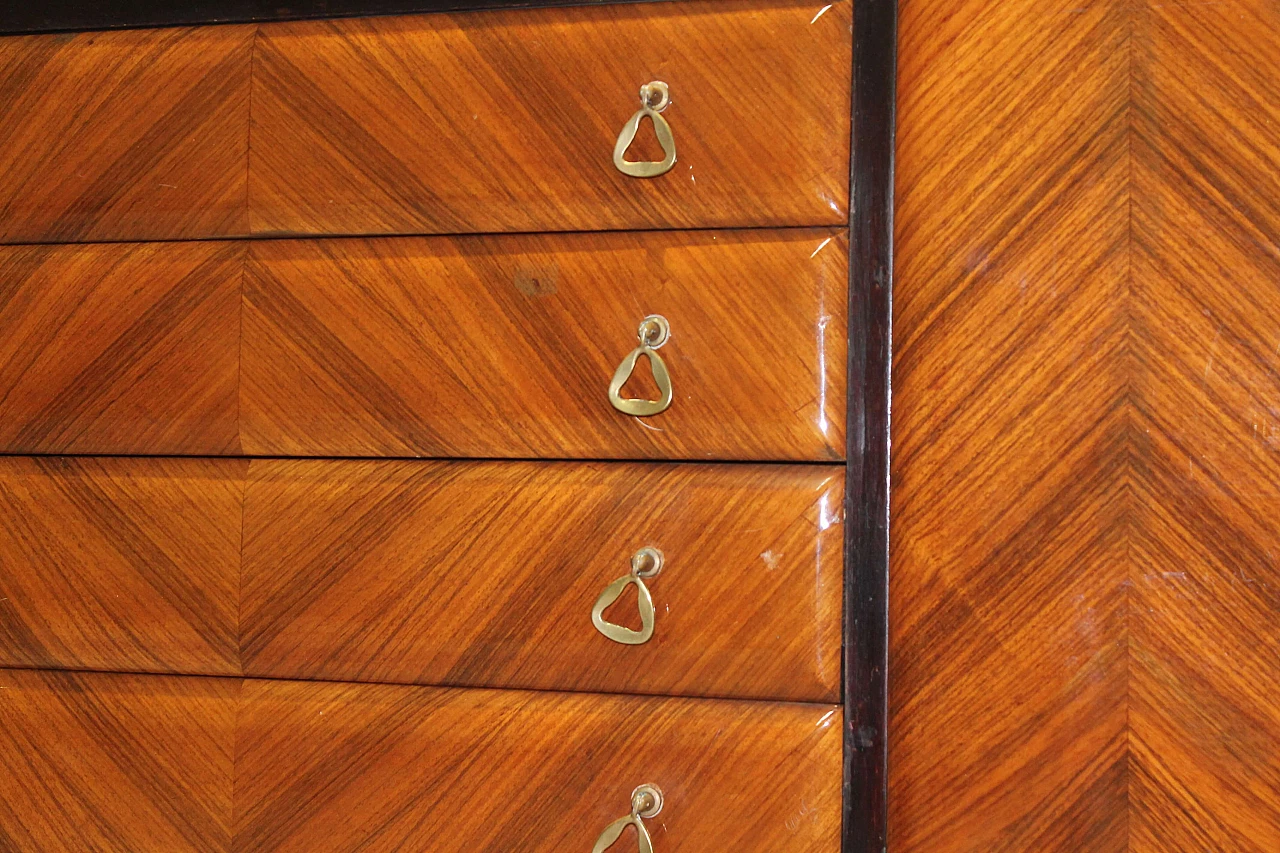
1131;0;1280;847
241;460;843;703
893;0;1280;848
234;679;841;852
0;25;252;243
248;0;850;236
0;456;245;676
0;230;842;459
0;669;237;852
240;229;846;460
0;242;243;455
892;0;1131;848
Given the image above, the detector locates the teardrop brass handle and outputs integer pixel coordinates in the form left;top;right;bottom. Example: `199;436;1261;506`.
592;547;663;645
593;785;664;853
613;81;676;178
609;315;673;417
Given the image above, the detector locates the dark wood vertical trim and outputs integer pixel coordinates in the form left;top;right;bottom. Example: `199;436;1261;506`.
844;0;895;850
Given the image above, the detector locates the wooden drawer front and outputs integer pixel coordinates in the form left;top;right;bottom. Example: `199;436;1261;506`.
0;457;840;703
0;26;252;244
0;230;843;460
0;456;244;675
241;229;846;460
0;670;237;852
249;0;851;236
0;1;849;244
235;680;842;852
0;242;243;455
242;460;843;703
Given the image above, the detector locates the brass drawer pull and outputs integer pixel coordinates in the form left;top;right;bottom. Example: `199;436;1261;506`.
593;784;664;853
613;81;677;178
609;315;673;417
592;547;663;645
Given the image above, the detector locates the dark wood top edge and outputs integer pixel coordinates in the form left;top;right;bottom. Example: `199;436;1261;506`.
843;0;894;851
0;0;679;35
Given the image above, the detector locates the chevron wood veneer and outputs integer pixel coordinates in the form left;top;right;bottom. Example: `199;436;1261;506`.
0;229;845;460
0;0;850;243
0;669;238;852
233;679;841;852
240;460;843;702
0;457;842;703
0;670;838;851
0;25;252;244
893;0;1280;848
247;0;850;235
0;456;244;675
0;242;243;455
239;229;846;460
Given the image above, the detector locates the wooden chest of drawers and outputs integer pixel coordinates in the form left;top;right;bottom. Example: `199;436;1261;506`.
0;0;894;849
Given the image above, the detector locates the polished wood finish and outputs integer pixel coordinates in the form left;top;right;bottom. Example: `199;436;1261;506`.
0;242;243;455
1131;0;1280;847
843;0;893;847
241;229;846;460
0;26;252;244
241;460;843;702
0;455;841;703
0;1;850;244
234;679;841;851
0;669;237;852
0;230;843;459
248;0;850;236
0;456;245;675
893;0;1280;848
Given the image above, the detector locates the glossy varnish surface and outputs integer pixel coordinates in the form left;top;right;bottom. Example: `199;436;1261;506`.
0;25;252;243
0;456;841;703
0;669;238;852
234;680;842;851
0;670;837;851
0;0;850;243
240;229;846;460
0;242;243;455
241;460;843;702
248;0;850;235
893;0;1280;848
0;230;844;460
0;456;244;675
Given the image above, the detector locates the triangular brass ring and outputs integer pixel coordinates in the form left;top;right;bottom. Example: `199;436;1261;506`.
613;106;677;178
591;575;655;645
608;344;672;417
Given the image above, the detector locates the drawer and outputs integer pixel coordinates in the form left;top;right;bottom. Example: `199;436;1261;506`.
0;671;838;852
0;1;849;243
234;680;842;852
0;669;237;852
0;456;841;703
0;230;844;460
0;25;252;244
0;456;244;675
240;229;846;460
241;459;843;703
248;0;852;236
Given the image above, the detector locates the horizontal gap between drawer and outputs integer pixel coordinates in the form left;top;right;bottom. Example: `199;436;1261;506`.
0;662;842;710
0;451;849;467
0;220;849;251
0;0;705;38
